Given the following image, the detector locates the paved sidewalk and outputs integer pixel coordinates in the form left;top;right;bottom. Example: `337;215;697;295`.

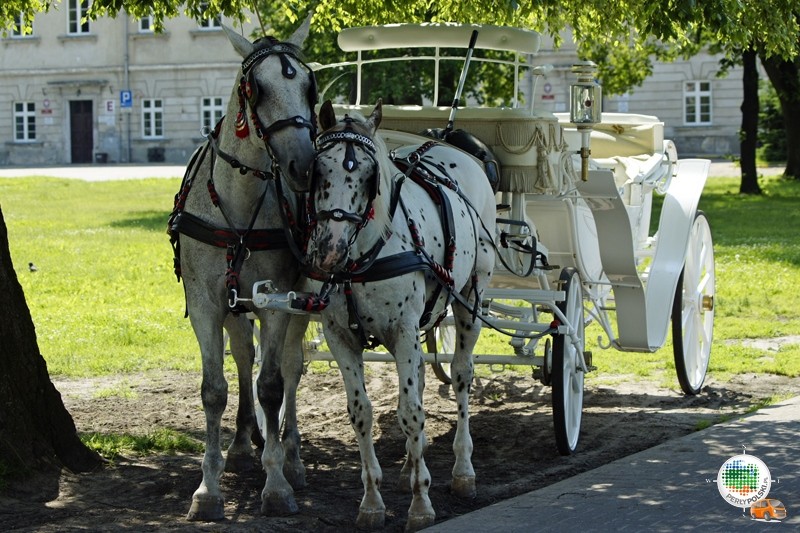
0;160;787;180
425;396;800;532
0;163;185;180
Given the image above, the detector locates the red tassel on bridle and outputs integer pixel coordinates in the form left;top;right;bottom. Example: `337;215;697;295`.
235;110;249;138
235;80;250;139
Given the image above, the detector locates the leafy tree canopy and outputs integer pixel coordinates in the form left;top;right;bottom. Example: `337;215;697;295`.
3;0;799;95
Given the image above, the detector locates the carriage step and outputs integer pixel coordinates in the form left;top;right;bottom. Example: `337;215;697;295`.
583;351;597;372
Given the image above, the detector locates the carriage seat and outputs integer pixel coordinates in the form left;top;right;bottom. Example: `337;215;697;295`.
331;103;566;194
557;112;670;203
556;112;665;159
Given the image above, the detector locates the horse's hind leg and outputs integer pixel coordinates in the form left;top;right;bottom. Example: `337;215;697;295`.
448;298;481;499
187;315;228;521
223;314;260;471
278;314;308;488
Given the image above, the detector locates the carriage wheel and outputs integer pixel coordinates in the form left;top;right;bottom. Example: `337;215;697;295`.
425;318;455;385
539;338;553;386
672;211;715;395
552;268;585;456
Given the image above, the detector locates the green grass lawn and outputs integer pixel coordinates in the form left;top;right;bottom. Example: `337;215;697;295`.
2;173;800;387
2;177;197;376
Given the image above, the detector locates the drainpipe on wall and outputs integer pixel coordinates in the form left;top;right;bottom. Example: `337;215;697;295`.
124;14;131;162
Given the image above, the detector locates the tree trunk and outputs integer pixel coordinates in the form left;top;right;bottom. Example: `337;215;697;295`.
760;54;800;179
739;47;761;194
0;206;101;480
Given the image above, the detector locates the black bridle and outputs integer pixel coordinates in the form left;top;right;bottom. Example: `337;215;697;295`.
208;37;318;181
238;39;318;144
310;121;380;230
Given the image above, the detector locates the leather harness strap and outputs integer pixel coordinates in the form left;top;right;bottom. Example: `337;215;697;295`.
304;143;470;348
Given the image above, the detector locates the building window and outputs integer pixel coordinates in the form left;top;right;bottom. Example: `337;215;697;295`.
142;99;163;138
67;0;90;35
139;15;154;33
198;3;222;30
14;102;36;142
201;97;224;131
12;12;33;37
684;81;712;125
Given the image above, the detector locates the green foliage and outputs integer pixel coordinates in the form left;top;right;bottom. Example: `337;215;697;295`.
759;81;787;163
81;428;203;459
4;1;799;97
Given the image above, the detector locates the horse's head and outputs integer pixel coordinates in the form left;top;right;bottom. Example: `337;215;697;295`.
224;15;317;192
308;99;390;273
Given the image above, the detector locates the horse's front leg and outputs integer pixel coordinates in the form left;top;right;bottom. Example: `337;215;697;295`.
187;316;228;521
255;311;298;515
398;357;426;490
449;302;480;499
394;326;435;531
327;326;385;529
223;314;260;471
279;313;309;488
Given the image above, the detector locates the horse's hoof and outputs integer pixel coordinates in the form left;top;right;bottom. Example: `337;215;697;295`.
356;508;385;530
451;475;477;499
186;494;225;521
284;462;307;490
261;493;299;516
405;512;435;532
225;452;256;472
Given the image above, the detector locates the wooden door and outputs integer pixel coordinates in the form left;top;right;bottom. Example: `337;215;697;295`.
69;100;93;163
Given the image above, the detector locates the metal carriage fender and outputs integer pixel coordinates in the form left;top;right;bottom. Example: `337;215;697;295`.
576;159;710;352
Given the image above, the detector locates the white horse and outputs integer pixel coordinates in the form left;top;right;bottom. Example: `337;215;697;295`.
168;19;316;521
305;100;496;531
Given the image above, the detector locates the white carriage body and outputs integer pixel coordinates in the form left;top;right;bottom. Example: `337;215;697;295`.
317;23;711;357
243;23;716;452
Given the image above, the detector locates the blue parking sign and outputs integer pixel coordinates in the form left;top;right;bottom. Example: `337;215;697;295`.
120;90;133;108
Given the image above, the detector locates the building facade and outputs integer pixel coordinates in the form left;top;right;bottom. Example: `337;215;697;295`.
1;5;257;166
1;6;742;166
534;33;743;158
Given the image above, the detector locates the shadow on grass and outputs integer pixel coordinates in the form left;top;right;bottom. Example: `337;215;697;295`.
110;210;171;232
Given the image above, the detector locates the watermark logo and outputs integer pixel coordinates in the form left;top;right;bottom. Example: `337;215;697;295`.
717;453;771;507
713;446;787;522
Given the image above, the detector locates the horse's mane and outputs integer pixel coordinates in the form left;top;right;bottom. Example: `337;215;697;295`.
360;117;395;241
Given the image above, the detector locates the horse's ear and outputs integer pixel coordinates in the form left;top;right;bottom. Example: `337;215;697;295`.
286;11;313;48
319;100;337;131
223;24;255;59
366;99;383;133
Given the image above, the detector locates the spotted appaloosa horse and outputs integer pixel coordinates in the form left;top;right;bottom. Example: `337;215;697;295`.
305;99;496;530
167;18;316;521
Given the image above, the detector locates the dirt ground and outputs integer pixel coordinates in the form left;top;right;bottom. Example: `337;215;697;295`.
3;362;800;532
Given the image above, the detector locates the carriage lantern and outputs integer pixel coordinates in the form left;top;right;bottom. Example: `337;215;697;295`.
569;61;602;181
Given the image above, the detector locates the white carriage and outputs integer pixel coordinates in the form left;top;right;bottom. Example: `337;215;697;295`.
245;23;716;455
